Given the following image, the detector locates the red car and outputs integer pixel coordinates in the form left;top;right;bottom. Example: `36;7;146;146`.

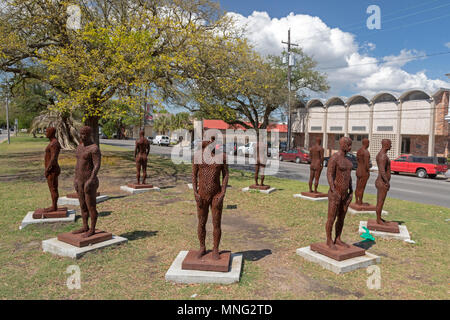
279;148;310;164
391;154;448;178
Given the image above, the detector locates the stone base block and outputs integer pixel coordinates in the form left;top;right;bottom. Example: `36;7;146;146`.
293;194;328;201
182;250;231;272
120;185;160;194
359;221;411;241
42;235;128;259
57;195;109;206
20;210;76;230
66;192;100;199
348;207;388;215
349;202;377;211
242;187;276;194
57;230;112;247
367;219;400;233
296;246;380;274
249;184;270;190
165;251;243;284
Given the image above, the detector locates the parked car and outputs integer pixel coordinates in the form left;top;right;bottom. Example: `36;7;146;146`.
391;155;448;178
153;135;170;146
216;142;238;155
0;129;2;134
237;142;257;157
279;148;310;164
323;153;358;169
146;136;153;144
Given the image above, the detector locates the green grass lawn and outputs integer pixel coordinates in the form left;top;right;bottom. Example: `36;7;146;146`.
0;135;449;299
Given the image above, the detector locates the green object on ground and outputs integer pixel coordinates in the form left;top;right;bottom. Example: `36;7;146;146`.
360;226;375;241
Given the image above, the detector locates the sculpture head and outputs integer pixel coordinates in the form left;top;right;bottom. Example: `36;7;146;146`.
362;138;369;148
381;139;391;151
79;126;93;144
315;137;322;145
46;127;56;140
139;130;145;138
339;137;352;153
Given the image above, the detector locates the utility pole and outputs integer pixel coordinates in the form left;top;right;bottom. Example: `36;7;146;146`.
6;95;10;144
282;29;298;150
445;74;450;124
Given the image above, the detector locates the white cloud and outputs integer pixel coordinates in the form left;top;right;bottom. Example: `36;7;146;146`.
227;11;450;98
445;42;450;49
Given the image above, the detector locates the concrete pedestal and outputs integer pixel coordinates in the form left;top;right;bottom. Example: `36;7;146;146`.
57;195;109;206
359;221;411;241
296;246;380;274
120;185;160;194
242;187;276;194
293;194;328;201
20;210;76;230
42;235;128;259
165;251;243;284
348;207;388;215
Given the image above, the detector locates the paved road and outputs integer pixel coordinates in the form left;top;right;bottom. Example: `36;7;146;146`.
0;132;9;144
101;139;450;208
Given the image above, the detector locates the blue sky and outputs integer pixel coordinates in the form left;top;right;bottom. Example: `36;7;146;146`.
220;0;450;98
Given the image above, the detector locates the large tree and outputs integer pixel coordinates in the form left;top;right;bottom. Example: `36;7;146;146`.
0;0;234;144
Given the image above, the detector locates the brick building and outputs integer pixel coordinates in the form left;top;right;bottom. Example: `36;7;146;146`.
291;89;450;161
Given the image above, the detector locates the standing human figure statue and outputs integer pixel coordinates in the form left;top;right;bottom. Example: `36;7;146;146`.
325;137;353;250
134;130;150;185
375;139;391;225
192;140;229;260
34;127;66;218
72;126;101;238
354;138;371;207
308;137;324;193
253;141;267;188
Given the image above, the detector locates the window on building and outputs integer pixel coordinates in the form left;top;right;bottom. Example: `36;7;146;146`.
377;126;394;132
401;137;411;154
335;134;344;141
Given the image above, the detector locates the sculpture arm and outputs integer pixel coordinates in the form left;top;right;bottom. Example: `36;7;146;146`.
192;163;199;195
134;141;138;158
47;142;60;171
379;155;389;184
319;148;324;168
146;143;150;156
89;146;101;181
365;152;371;172
221;160;229;195
327;156;336;193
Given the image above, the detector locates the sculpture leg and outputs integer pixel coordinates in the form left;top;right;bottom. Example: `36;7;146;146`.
196;199;209;258
359;175;369;204
136;158;141;184
72;182;89;234
314;167;322;193
334;200;350;247
254;164;260;185
355;176;362;205
82;178;99;238
325;192;339;250
260;165;265;186
46;172;59;212
211;195;224;260
376;184;387;225
308;169;315;192
142;157;148;185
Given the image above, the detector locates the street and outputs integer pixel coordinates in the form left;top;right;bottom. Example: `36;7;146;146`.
101;139;450;208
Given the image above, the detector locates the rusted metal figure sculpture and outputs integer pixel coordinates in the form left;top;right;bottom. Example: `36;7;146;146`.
33;127;67;219
250;141;270;190
310;137;365;261
127;130;151;188
367;139;400;233
350;138;376;211
301;137;327;198
182;140;230;272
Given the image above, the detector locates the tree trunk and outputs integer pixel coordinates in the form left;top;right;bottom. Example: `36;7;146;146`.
84;116;100;146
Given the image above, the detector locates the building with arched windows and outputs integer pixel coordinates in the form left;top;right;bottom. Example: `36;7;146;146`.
291;88;450;161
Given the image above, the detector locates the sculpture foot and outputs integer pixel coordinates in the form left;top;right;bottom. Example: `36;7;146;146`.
376;218;387;225
72;227;89;234
326;241;338;250
335;239;350;248
196;247;206;259
42;206;58;213
81;229;95;238
211;250;220;260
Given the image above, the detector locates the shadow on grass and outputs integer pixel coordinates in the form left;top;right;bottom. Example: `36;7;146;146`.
353;240;376;250
226;204;237;210
235;249;272;262
120;230;158;241
107;195;127;200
